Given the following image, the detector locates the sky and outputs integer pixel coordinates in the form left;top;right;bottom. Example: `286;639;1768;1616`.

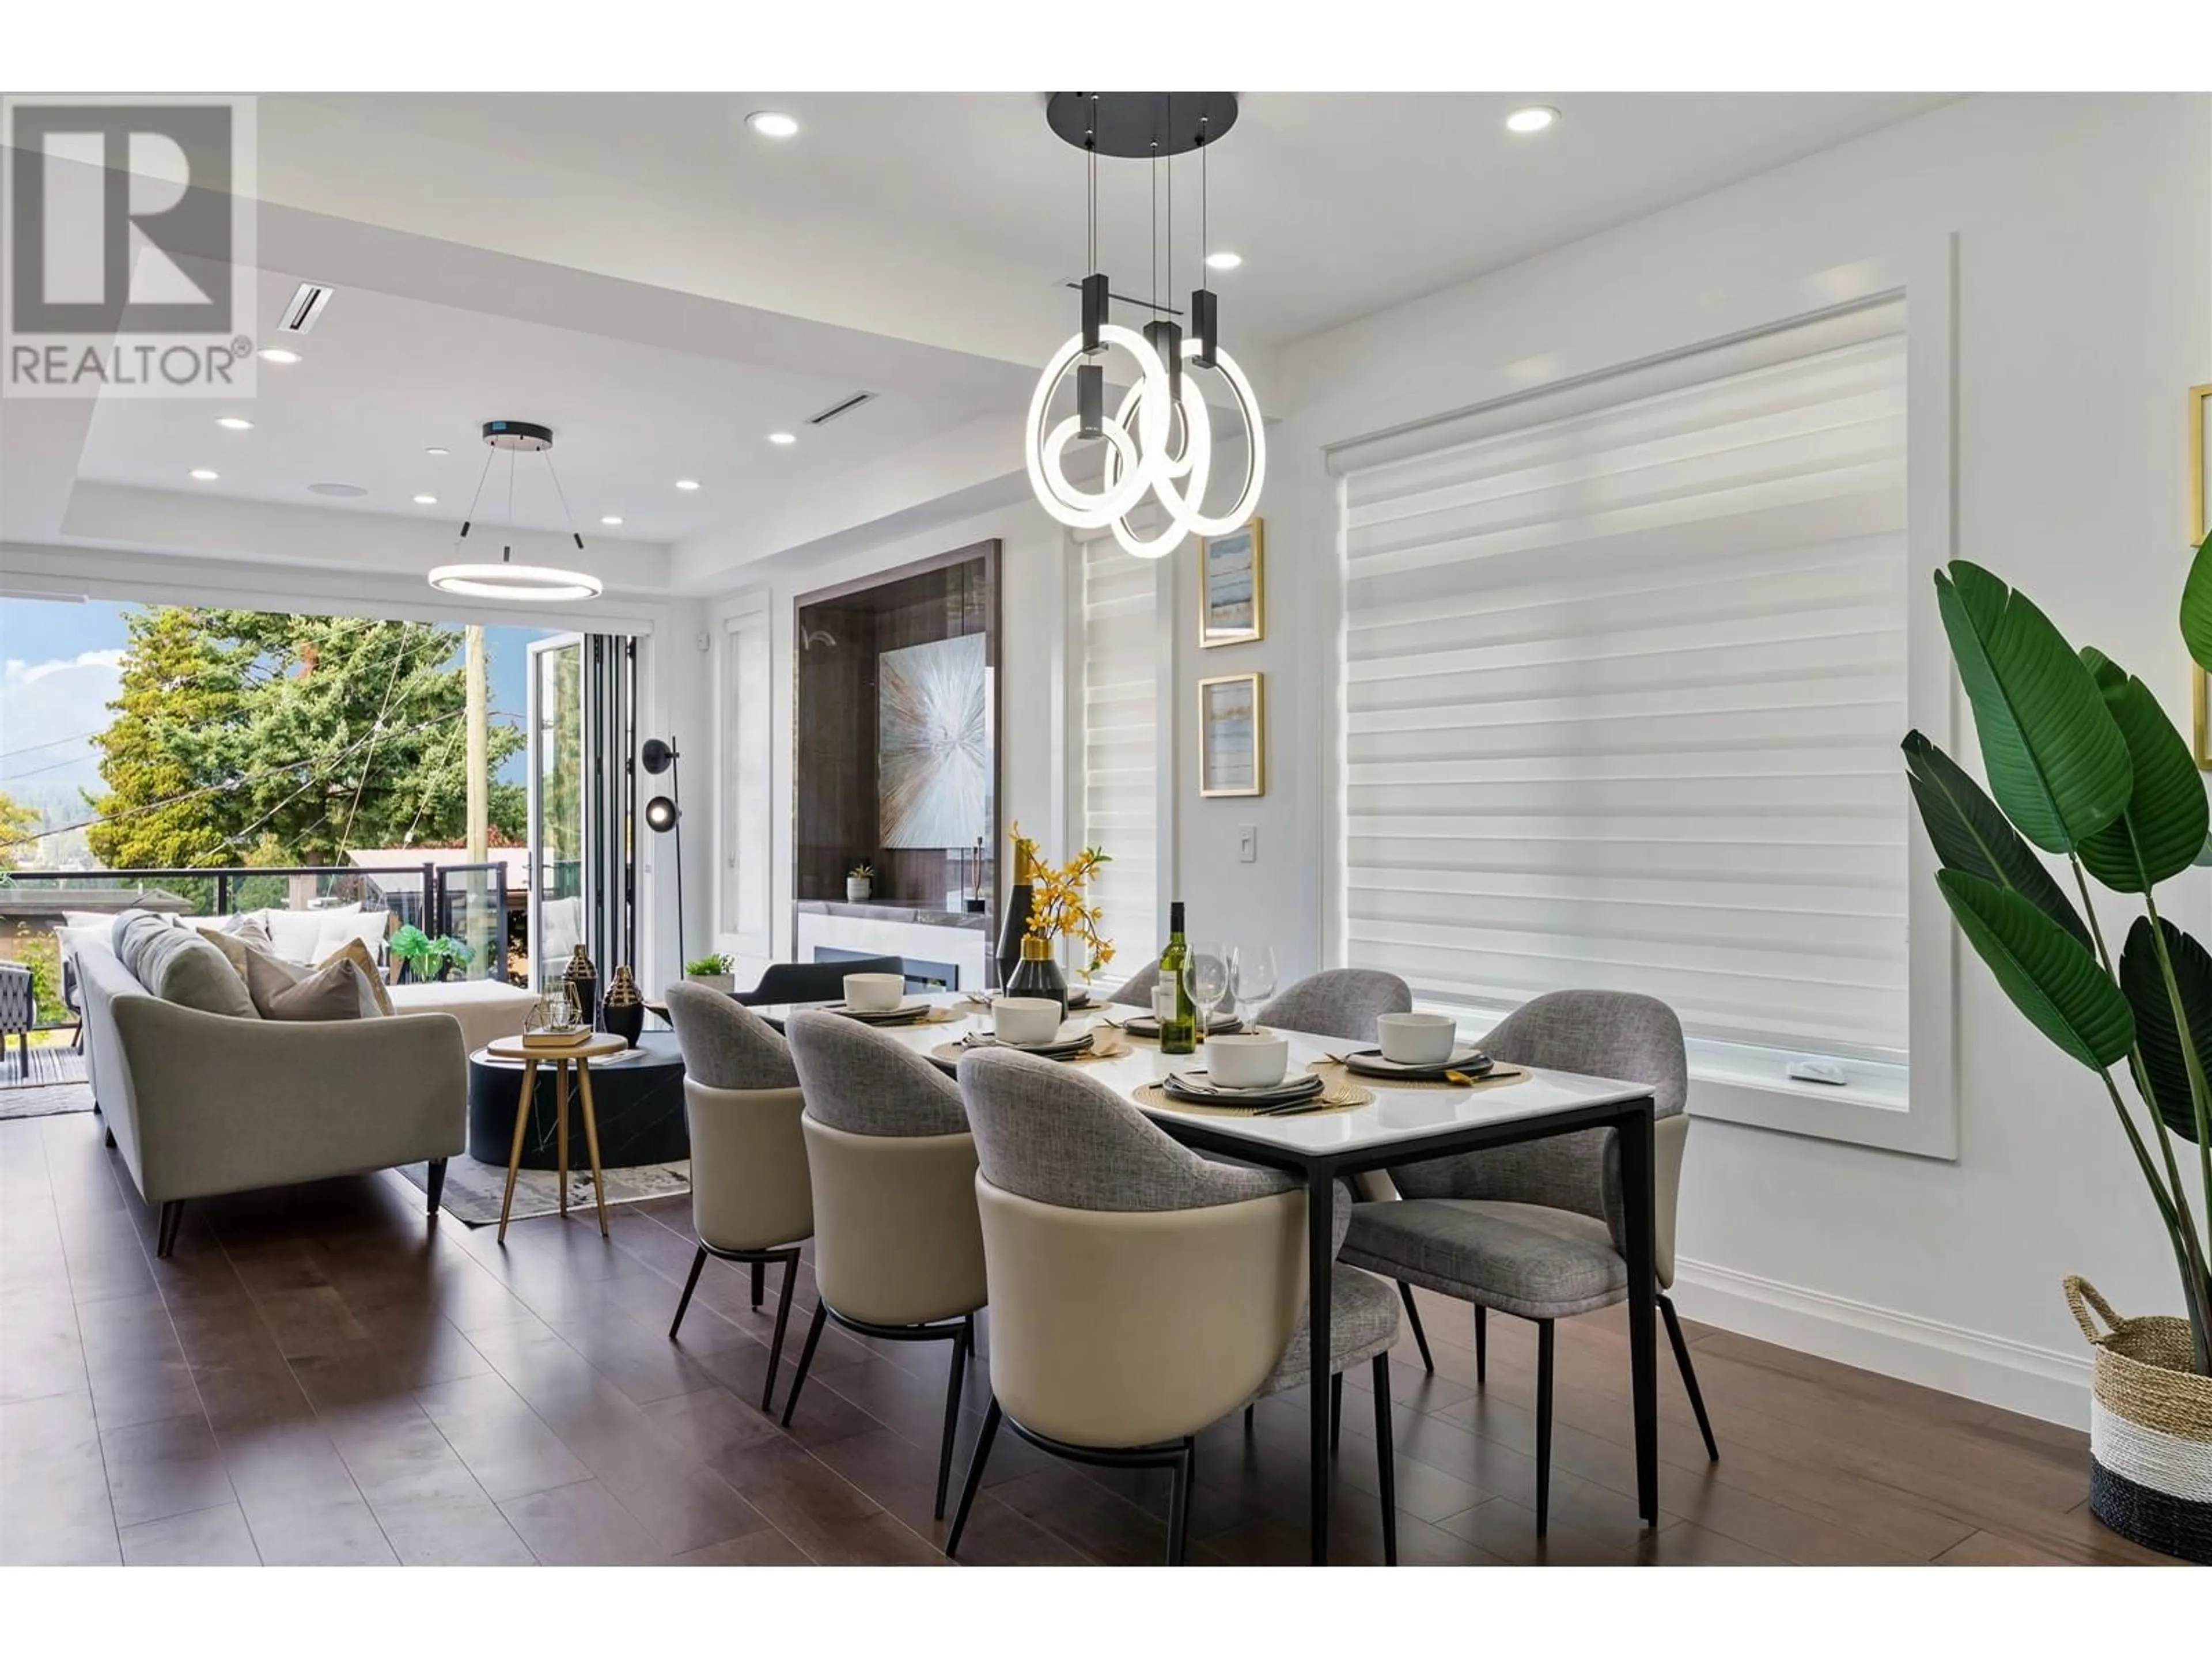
0;597;550;832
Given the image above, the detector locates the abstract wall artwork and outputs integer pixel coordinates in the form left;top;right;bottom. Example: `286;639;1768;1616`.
1198;672;1264;797
1200;518;1265;647
878;632;990;847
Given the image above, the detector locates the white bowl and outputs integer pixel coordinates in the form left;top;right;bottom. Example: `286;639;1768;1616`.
843;972;905;1013
1377;1012;1457;1066
1207;1032;1290;1089
993;997;1062;1046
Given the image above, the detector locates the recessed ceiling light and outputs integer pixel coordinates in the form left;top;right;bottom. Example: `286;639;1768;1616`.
188;468;218;481
600;515;624;527
412;494;438;506
257;347;301;365
1204;251;1243;271
675;479;701;491
1506;105;1559;134
747;111;799;139
425;446;449;457
767;432;797;445
215;415;253;431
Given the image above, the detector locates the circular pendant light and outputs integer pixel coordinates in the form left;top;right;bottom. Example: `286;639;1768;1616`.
1027;93;1264;561
426;421;603;602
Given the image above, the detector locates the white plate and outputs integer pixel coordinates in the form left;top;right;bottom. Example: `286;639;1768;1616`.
1163;1070;1323;1103
1341;1046;1491;1078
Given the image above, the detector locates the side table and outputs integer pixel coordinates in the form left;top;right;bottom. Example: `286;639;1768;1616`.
483;1033;628;1243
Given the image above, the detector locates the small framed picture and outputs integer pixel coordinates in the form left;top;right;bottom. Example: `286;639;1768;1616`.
1198;673;1264;798
2191;385;2211;767
1199;519;1264;647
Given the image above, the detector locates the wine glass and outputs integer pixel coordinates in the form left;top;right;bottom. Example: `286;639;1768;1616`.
1187;943;1229;1041
1230;944;1277;1032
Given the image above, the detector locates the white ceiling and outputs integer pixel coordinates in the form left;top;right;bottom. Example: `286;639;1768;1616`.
10;90;1957;594
77;270;995;544
287;92;1953;351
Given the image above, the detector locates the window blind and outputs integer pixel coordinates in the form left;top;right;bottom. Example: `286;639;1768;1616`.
1339;302;1909;1060
1080;537;1161;971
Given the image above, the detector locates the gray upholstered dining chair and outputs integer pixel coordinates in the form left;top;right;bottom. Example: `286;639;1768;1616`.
945;1048;1404;1565
1105;961;1159;1007
736;955;904;1007
662;984;813;1412
1256;968;1412;1043
1339;989;1717;1537
779;1011;988;1520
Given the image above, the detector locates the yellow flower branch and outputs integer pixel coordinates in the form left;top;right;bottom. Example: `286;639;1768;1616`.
1010;821;1117;976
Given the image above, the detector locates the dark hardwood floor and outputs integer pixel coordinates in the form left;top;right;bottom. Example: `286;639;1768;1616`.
0;1109;2172;1566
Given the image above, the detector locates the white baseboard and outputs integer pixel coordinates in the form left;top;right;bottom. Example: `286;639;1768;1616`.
1669;1256;2091;1429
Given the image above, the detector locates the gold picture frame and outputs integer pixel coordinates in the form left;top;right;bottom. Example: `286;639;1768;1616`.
2191;385;2211;767
1199;518;1264;647
1198;672;1264;797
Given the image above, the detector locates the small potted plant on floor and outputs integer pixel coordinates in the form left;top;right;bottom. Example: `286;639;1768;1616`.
847;862;874;903
684;952;736;994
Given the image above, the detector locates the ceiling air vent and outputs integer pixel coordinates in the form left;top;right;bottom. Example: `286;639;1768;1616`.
278;282;336;334
806;391;877;427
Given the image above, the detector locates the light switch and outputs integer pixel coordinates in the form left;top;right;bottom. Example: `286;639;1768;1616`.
1238;824;1257;863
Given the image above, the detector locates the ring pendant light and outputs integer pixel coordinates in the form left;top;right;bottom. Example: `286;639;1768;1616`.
428;420;604;601
1027;93;1264;561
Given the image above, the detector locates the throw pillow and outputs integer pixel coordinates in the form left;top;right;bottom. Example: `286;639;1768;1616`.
316;938;393;1016
128;922;261;1020
251;907;327;964
258;957;377;1022
311;906;389;967
200;925;258;989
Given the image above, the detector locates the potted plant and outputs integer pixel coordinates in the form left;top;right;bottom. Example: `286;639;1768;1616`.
389;923;475;984
684;952;736;994
1002;823;1113;1018
847;862;874;903
1911;547;2212;1561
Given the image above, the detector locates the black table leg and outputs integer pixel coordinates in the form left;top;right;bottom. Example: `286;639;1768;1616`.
1305;1161;1335;1565
1619;1099;1658;1525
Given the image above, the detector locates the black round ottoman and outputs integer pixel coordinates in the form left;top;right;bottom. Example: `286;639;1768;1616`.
467;1031;689;1169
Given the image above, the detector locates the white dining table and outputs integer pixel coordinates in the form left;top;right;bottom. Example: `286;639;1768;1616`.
756;993;1660;1565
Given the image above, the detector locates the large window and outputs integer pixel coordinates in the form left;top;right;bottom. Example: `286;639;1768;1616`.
1338;301;1908;1068
1078;537;1162;969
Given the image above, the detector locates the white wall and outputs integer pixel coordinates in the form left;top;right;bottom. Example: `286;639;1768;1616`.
706;499;1069;985
1171;93;2212;1422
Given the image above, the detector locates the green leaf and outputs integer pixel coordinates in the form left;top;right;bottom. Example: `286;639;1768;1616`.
2178;529;2212;673
2074;650;2210;891
1936;870;2134;1069
1934;562;2131;854
1902;730;2090;950
2120;916;2209;1145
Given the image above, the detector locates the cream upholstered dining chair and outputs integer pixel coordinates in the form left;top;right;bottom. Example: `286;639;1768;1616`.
779;1011;987;1520
1339;990;1717;1537
662;984;813;1412
946;1049;1404;1565
1256;968;1411;1043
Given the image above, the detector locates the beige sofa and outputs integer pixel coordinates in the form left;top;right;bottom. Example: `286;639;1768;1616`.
74;930;471;1255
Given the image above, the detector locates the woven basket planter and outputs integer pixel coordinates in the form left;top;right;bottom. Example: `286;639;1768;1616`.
2066;1277;2212;1563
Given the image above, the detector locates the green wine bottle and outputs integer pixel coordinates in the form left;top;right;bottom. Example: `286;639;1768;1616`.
1157;900;1196;1055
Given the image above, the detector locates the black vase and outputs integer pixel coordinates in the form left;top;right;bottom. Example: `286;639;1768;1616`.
602;995;644;1048
1005;941;1067;1021
994;883;1033;991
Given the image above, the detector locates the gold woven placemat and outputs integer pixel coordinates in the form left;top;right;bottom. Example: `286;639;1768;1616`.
1093;1018;1245;1047
1131;1079;1374;1117
1304;1059;1529;1093
931;1033;1134;1066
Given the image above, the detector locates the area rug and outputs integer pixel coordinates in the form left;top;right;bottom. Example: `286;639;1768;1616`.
0;1047;94;1119
396;1154;689;1226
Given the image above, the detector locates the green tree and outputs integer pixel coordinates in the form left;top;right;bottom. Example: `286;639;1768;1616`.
0;789;40;868
84;606;246;868
86;607;525;868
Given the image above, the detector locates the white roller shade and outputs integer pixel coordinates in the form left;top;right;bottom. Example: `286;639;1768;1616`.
1080;539;1161;969
1340;301;1909;1060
